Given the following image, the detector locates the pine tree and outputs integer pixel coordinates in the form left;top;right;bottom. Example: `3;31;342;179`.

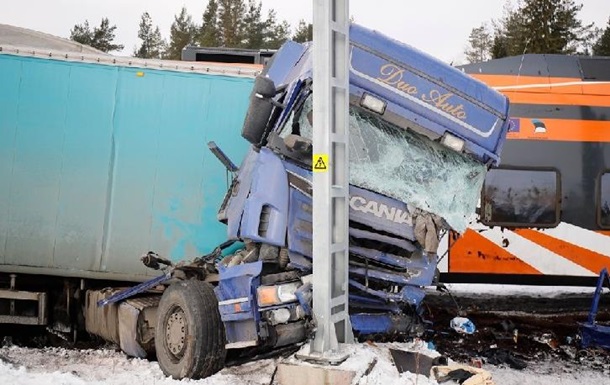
292;20;313;43
593;17;610;56
490;34;509;59
262;9;290;49
490;0;594;58
70;20;93;46
218;0;246;47
166;7;197;60
198;0;220;47
91;18;124;53
464;24;492;63
134;12;166;59
242;0;265;49
70;18;124;53
521;0;592;54
490;1;529;58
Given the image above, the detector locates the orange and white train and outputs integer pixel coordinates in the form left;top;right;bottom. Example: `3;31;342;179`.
439;54;610;285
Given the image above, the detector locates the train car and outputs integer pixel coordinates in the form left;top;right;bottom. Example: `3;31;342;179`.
441;54;610;286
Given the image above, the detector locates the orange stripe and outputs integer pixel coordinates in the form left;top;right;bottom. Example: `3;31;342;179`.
448;229;541;274
507;118;610;142
470;74;610;96
515;229;610;274
470;74;580;88
501;92;610;107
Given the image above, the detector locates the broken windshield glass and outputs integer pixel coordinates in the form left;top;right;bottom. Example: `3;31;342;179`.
292;96;486;233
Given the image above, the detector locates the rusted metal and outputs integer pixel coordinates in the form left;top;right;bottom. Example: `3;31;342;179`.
0;288;47;325
85;289;122;344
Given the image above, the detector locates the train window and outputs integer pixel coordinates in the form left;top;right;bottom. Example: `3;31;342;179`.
598;173;610;228
481;168;560;227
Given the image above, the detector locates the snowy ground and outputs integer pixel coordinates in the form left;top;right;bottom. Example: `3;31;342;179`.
0;283;606;385
0;342;607;385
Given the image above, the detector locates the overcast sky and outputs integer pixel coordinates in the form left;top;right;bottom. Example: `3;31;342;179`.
1;0;608;63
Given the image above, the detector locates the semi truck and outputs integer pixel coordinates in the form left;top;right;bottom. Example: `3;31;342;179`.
0;24;510;379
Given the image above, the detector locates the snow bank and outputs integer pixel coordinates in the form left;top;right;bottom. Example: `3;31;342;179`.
0;342;607;385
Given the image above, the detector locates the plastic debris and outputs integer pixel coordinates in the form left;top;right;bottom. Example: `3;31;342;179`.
450;316;476;334
470;357;483;368
533;333;559;350
432;364;495;385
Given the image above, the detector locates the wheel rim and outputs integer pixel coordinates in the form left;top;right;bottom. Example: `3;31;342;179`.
165;306;187;359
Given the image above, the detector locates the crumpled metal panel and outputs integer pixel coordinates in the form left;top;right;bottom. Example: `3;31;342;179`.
215;261;263;347
239;148;289;246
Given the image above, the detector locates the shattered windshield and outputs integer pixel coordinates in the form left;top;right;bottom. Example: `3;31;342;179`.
287;96;487;233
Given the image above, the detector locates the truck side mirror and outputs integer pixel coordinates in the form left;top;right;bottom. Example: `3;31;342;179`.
241;75;279;145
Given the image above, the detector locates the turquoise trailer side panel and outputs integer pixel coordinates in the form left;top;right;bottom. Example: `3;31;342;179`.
0;54;253;280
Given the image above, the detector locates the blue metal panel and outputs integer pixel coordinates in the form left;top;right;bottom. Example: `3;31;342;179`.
226;149;258;240
287;188;313;257
0;54;253;279
266;24;510;166
350;313;419;335
215;261;263;346
264;41;307;84
239;148;288;246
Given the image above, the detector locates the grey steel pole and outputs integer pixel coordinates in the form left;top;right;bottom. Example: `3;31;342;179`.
311;0;353;356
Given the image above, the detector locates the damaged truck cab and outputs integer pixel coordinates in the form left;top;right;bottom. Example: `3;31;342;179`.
116;24;510;379
188;24;510;377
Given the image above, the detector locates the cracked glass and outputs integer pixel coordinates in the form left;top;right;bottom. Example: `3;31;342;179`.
290;96;487;233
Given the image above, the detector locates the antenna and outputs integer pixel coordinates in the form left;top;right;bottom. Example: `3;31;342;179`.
516;37;531;85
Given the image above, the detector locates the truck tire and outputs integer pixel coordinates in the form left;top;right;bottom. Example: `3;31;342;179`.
155;281;226;379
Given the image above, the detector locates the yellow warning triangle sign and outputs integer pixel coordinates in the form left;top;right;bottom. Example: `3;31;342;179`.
312;154;328;172
314;157;327;170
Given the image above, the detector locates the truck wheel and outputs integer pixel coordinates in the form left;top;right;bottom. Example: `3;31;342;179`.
155;281;226;379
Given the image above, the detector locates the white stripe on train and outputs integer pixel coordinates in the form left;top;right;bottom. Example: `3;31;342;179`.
440;221;609;276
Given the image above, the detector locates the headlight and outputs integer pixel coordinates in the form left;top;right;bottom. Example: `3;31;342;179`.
441;133;465;152
257;281;300;307
360;93;387;114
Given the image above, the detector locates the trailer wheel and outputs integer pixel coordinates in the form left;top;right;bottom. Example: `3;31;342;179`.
155;281;226;379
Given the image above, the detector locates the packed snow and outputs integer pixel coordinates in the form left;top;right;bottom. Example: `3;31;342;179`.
0;341;607;385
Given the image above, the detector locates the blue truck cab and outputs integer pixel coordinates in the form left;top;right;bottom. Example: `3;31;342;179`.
212;23;509;357
148;24;510;379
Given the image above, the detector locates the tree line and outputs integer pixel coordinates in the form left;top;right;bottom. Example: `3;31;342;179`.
70;0;610;62
69;0;313;59
464;0;610;64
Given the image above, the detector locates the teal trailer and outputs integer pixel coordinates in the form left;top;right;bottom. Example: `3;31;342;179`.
0;48;256;283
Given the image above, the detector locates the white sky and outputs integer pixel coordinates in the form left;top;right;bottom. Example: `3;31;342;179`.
1;0;608;63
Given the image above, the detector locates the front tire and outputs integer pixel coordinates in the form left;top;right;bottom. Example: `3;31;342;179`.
155;281;226;379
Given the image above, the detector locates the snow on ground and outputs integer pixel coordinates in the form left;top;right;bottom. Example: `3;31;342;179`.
444;283;603;297
0;342;607;385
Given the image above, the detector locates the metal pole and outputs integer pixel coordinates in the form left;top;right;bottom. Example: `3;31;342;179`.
311;0;353;356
